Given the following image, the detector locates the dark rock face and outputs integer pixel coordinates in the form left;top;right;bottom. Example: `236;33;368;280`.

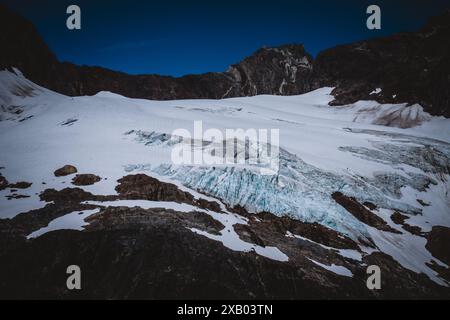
1;4;448;117
0;171;32;191
332;192;400;234
0;224;354;300
314;12;450;117
0;5;59;91
115;174;221;212
225;45;314;97
0;4;314;100
363;201;377;211
8;181;32;189
0;174;9;191
40;187;98;203
391;211;424;236
362;252;448;299
253;211;360;250
5;194;29;200
426;226;450;266
0;173;449;299
0;197;448;299
115;174;195;203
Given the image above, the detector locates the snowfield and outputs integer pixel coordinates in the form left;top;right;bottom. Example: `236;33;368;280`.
1;68;450;285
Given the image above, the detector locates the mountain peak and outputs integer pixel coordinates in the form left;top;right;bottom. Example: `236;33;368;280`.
0;4;448;117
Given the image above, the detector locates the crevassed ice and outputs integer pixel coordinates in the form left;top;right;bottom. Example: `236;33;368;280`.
125;127;450;241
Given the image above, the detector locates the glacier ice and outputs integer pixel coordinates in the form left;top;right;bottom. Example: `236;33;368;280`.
123;126;450;242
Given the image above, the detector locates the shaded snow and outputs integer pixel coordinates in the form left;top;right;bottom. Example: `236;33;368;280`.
27;209;100;239
308;258;353;277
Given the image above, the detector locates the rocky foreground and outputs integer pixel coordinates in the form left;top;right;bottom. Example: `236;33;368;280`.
0;168;449;299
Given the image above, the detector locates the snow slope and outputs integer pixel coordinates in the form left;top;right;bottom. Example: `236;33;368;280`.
1;68;449;284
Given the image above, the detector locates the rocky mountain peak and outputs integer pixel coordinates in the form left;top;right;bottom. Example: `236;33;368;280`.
225;44;314;97
0;4;448;117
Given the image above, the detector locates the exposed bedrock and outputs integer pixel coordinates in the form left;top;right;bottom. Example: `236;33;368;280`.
71;174;101;186
332;192;400;234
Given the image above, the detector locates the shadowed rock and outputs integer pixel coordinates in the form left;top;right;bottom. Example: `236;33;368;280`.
116;174;195;203
0;174;9;191
71;174;101;186
54;165;78;177
115;174;221;212
332;192;401;234
426;226;450;266
1;4;448;117
391;211;424;236
0;174;449;298
254;211;361;250
0;173;32;191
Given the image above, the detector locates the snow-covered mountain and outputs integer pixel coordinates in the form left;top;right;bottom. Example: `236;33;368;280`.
1;4;449;117
1;68;449;298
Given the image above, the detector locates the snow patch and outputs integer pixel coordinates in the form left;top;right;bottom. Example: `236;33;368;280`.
308;258;353;277
27;208;100;239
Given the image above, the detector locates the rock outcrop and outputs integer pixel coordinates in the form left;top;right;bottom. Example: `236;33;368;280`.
426;226;450;266
71;174;101;186
314;11;450;117
332;192;400;234
0;174;9;191
54;165;78;177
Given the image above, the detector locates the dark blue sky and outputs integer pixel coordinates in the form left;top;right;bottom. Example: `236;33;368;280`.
2;0;449;76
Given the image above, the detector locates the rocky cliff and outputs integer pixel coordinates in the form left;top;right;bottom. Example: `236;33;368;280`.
314;11;450;117
0;4;448;117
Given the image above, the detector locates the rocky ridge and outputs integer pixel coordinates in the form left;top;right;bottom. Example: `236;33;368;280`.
0;5;448;117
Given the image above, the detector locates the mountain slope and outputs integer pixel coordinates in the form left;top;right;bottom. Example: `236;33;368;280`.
1;5;449;116
315;11;450;117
